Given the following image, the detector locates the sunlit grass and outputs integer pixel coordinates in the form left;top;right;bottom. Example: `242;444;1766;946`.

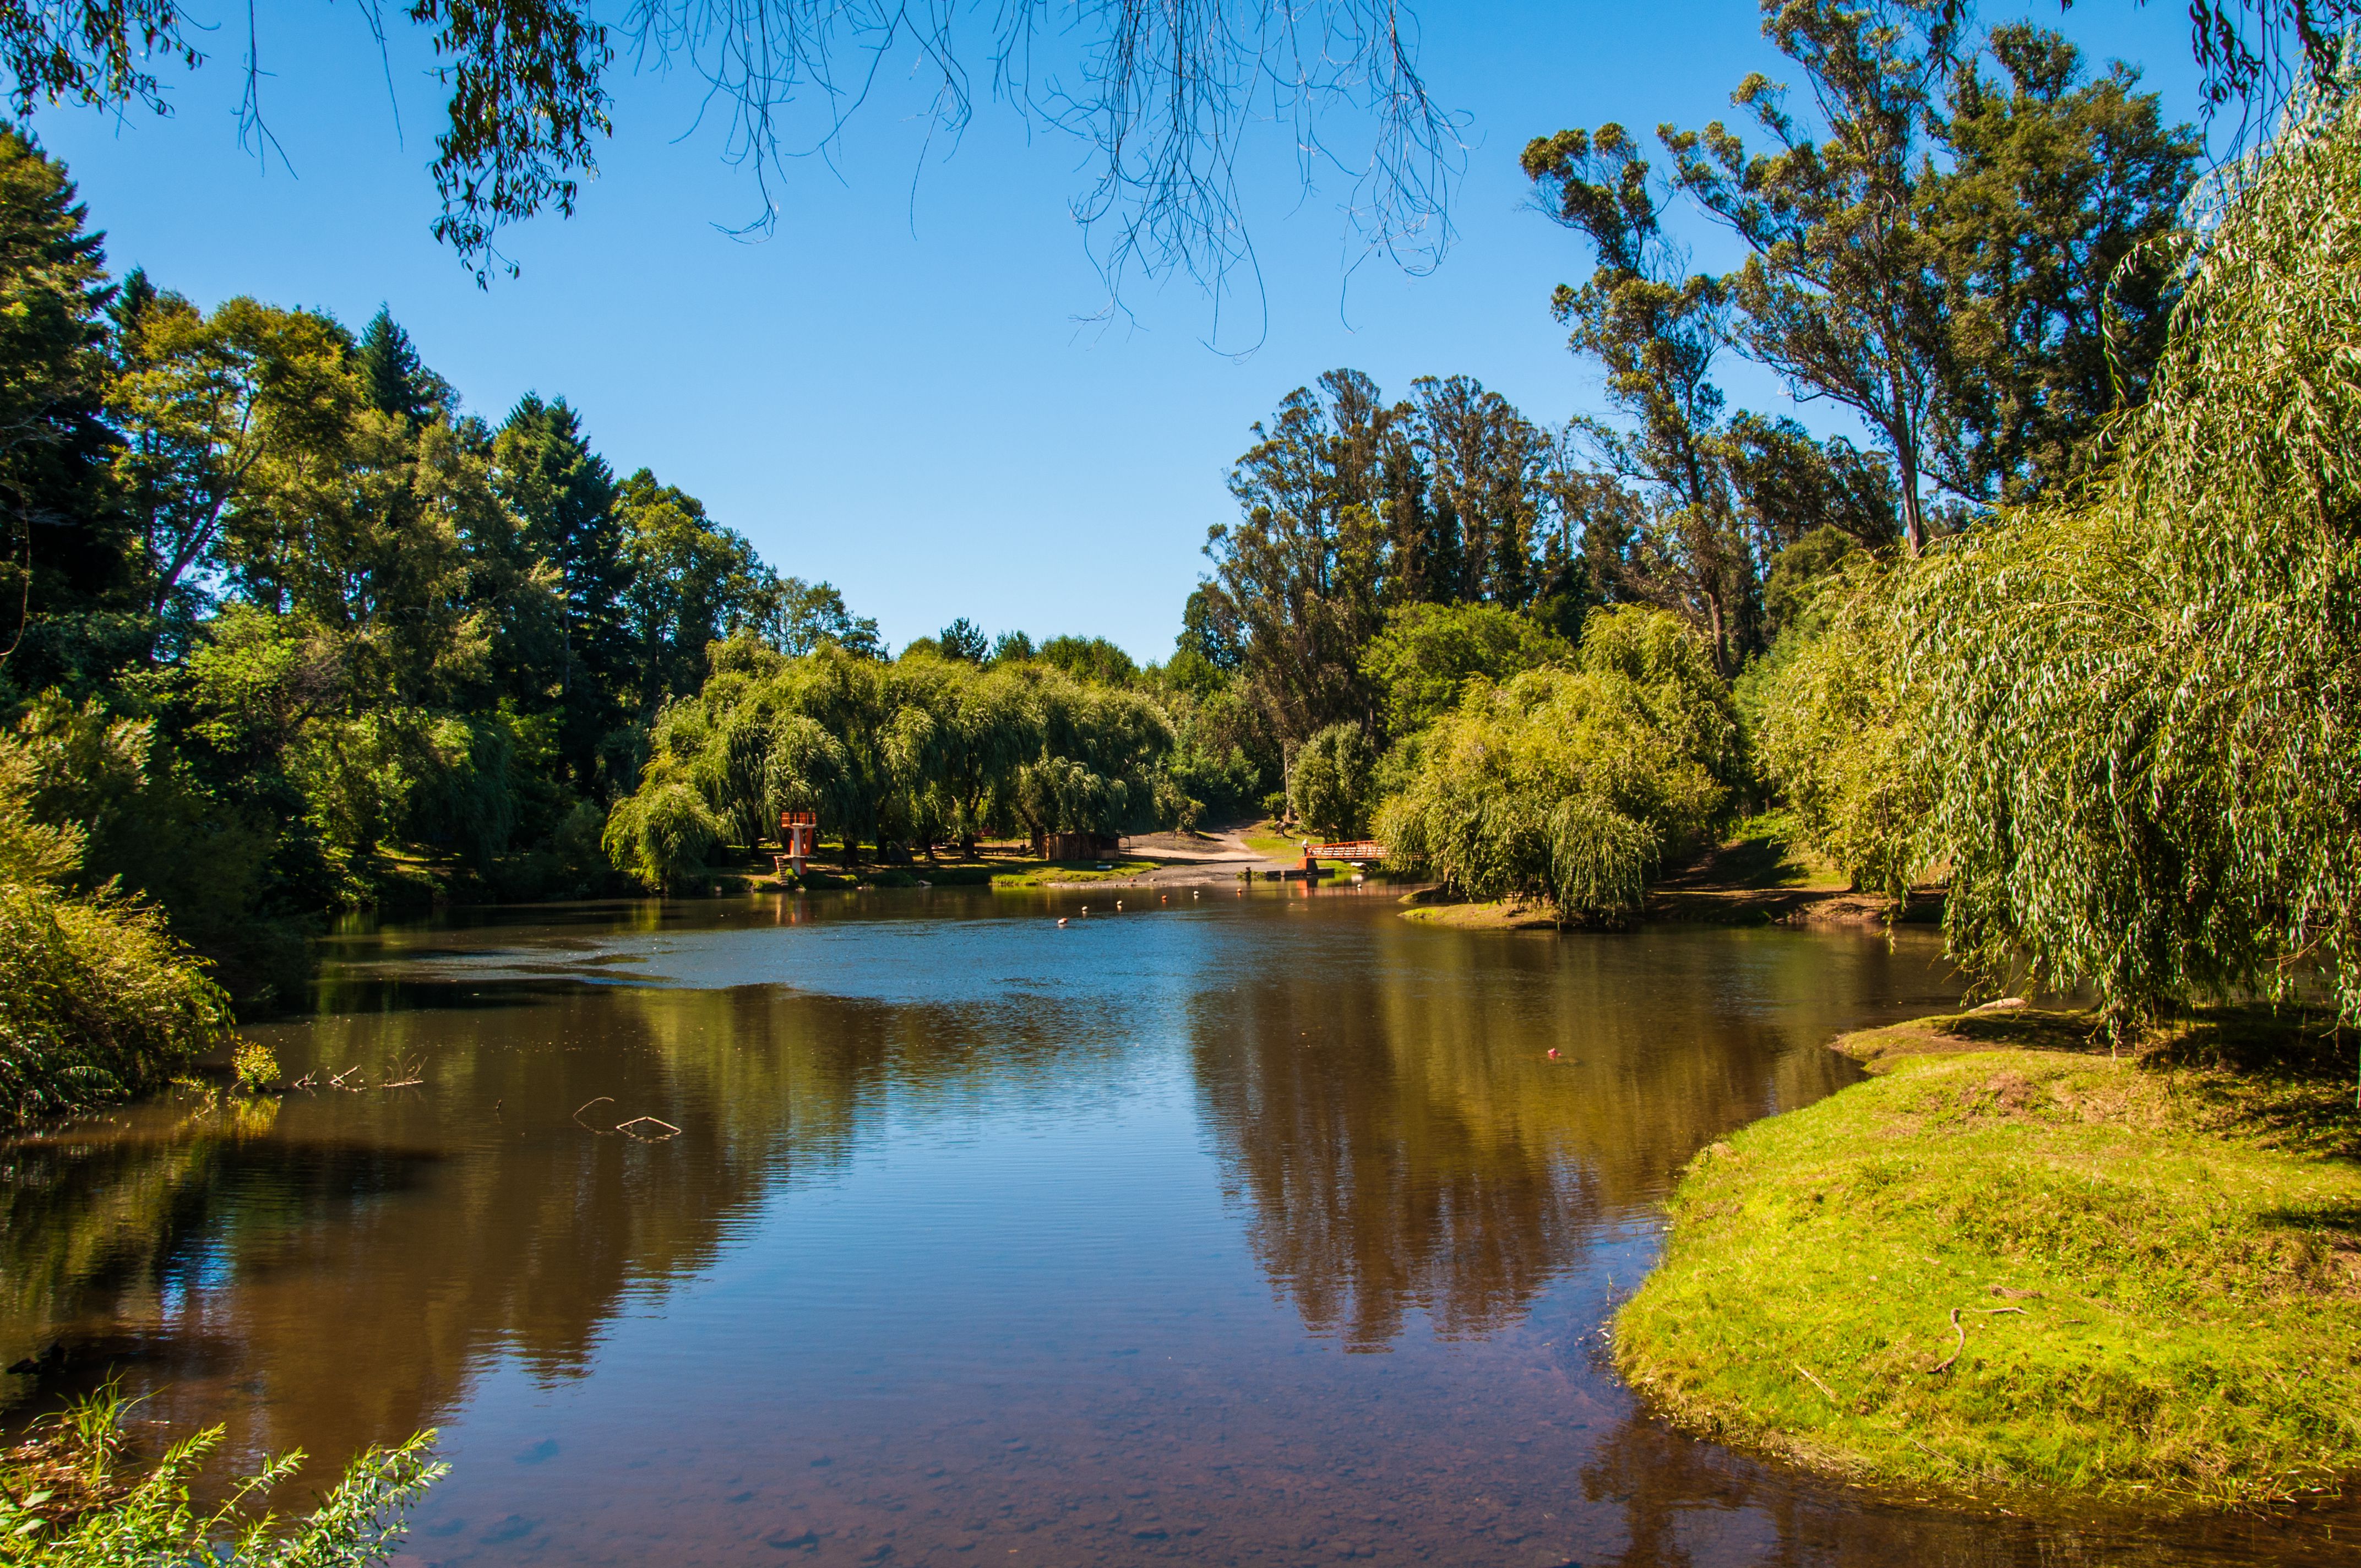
1616;1009;2361;1511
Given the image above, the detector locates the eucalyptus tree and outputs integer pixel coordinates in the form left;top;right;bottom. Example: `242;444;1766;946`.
1922;25;2201;504
1660;0;1960;555
1522;122;1770;670
1642;4;2197;541
1209;371;1406;746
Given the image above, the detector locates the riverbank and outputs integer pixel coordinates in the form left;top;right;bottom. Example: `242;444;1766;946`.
1392;817;1943;930
1614;1004;2361;1512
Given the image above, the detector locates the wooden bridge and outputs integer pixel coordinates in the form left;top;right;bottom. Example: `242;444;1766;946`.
1301;840;1388;867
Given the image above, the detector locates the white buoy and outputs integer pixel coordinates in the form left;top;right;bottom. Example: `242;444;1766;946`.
1057;917;1068;927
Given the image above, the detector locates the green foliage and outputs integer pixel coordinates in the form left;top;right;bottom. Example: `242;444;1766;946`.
0;881;238;1124
1034;635;1137;687
601;778;721;892
774;578;881;658
1900;83;2361;1029
1287;721;1375;838
0;1406;444;1566
1205;369;1588;748
1740;560;1924;896
0;713;242;1121
1359;600;1573;736
607;643;1180;886
231;1037;281;1092
936;617;989;662
1377;607;1740;922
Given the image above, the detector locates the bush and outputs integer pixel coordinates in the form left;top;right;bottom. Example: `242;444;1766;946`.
1740;560;1925;896
602;779;721;892
1359;601;1574;737
0;1382;444;1566
0;881;240;1125
1377;607;1740;922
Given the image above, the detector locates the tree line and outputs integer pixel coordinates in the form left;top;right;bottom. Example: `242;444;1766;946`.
0;122;900;1005
0;0;2352;1077
1176;0;2361;1037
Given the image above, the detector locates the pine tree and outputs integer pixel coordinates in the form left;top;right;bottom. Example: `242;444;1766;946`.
493;394;628;788
355;307;453;428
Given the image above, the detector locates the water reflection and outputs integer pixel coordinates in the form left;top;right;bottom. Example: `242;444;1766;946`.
1193;922;1948;1349
2;892;2349;1566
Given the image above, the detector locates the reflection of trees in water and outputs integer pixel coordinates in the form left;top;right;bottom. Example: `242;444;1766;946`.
1193;974;1597;1351
1194;923;1874;1352
0;979;1107;1473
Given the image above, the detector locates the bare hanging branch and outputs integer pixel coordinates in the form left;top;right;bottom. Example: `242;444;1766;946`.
0;0;2347;297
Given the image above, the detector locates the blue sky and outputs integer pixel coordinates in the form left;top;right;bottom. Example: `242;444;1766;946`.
34;0;2210;661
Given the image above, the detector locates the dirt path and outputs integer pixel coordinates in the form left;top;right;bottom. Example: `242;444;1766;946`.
1118;827;1270;865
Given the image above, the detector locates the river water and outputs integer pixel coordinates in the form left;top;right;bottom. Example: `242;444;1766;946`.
1;886;2349;1566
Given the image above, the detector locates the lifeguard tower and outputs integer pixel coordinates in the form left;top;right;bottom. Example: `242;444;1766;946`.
778;810;819;876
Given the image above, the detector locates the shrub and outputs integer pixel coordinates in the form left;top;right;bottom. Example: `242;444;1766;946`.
0;1381;443;1567
1740;560;1926;896
1359;601;1574;737
232;1038;282;1092
601;779;721;892
0;882;240;1125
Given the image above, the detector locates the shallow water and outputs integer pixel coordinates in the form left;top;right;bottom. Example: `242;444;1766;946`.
2;886;2351;1566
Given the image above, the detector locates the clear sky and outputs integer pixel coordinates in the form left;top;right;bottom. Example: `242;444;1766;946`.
32;0;2211;662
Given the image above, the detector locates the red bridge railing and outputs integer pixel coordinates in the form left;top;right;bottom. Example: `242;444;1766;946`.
1303;840;1388;863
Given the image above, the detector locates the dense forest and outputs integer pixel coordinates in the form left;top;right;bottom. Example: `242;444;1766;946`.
0;0;2355;1128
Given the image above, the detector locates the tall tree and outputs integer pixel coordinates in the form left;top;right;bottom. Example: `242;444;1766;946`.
1208;371;1393;744
1523;123;1767;673
493;394;624;781
1661;0;1960;554
614;467;782;717
111;294;359;620
1922;25;2200;503
0;126;124;687
355;307;455;430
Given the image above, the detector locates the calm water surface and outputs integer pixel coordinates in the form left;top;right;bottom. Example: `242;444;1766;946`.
3;887;2351;1566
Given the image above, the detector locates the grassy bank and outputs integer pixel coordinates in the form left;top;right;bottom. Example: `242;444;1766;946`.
1614;1006;2361;1511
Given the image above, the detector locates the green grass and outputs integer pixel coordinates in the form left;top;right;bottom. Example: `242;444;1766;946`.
987;859;1161;883
1616;1007;2361;1512
1236;821;1302;860
0;1378;444;1565
988;859;1161;887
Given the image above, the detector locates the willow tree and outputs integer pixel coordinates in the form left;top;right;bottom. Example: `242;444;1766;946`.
1900;80;2361;1032
1377;606;1740;924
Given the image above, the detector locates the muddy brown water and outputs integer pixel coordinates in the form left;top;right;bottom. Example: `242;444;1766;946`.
2;886;2352;1566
